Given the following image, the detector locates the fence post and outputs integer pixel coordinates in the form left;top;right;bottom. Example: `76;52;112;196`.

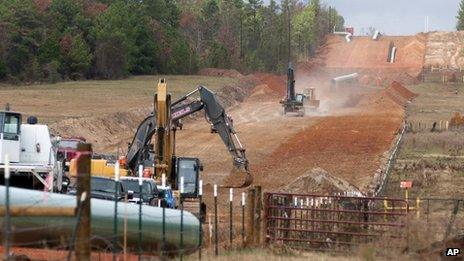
113;160;120;261
138;165;143;257
416;197;420;219
229;188;233;246
214;184;218;256
245;187;255;247
4;154;10;260
180;177;184;261
444;200;460;240
162;174;166;257
245;186;262;246
241;192;245;246
198;180;203;260
76;143;92;261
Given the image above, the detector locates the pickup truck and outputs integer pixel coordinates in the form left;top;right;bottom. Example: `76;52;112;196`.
156;185;176;209
120;177;159;205
68;176;132;202
57;137;86;171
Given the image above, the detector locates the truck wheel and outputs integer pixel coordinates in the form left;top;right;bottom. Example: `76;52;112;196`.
149;198;159;206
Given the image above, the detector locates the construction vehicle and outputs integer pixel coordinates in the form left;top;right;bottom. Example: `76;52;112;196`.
304;87;320;111
125;79;251;193
57;136;86;171
71;79;251;199
280;63;315;116
0;107;67;192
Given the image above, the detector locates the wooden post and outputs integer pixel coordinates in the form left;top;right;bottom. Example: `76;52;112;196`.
245;186;263;247
245;187;255;247
76;143;92;261
254;186;262;245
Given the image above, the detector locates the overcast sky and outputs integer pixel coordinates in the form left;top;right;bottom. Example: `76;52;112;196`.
321;0;461;35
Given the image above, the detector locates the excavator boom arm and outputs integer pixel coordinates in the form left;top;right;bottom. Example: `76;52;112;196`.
197;86;249;172
125;84;252;187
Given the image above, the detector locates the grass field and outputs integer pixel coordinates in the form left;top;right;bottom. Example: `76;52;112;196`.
406;82;463;125
384;82;464;199
0;75;237;124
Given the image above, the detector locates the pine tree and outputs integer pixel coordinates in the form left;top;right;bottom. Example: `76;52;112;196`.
457;0;464;30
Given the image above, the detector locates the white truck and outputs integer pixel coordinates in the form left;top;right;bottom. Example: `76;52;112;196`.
0;109;66;192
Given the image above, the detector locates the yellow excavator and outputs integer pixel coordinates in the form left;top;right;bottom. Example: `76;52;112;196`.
71;79;252;195
127;78;252;193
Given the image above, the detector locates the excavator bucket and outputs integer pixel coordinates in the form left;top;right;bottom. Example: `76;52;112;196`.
221;168;253;188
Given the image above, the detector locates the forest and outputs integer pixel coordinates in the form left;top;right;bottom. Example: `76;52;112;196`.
0;0;344;82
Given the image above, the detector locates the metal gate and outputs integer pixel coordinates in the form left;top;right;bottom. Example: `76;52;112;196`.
264;193;409;252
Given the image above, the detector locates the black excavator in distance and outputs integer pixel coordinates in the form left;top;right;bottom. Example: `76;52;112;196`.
280;63;319;116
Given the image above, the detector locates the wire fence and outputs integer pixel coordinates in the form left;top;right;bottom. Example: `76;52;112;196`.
0;176;250;260
2;183;464;259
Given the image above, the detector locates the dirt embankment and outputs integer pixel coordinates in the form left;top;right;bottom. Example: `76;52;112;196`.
251;79;417;194
307;34;426;87
50;73;261;153
425;31;464;69
198;68;243;78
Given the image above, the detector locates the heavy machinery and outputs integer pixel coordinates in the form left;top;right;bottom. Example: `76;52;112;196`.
280;63;319;116
72;79;251;199
124;79;251;194
0;107;67;192
304;87;320;111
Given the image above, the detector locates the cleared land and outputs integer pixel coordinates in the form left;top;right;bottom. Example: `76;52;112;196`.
1;34;433;259
0;36;413;195
0;75;235;124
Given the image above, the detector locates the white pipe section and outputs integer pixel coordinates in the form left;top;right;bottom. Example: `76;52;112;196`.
390;47;397;63
334;31;352;42
372;30;380;40
332;73;359;82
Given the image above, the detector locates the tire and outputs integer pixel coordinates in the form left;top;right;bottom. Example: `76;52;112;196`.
149;198;159;206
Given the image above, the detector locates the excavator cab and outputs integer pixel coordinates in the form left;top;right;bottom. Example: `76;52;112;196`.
174;157;202;198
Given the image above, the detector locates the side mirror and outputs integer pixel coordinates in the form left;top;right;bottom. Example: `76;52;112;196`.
127;190;134;200
61;178;70;193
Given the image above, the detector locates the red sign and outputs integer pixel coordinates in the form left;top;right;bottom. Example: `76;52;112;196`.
400;181;412;188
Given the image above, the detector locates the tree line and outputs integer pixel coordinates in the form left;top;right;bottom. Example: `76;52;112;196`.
0;0;344;83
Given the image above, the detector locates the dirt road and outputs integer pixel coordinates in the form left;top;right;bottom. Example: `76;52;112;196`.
176;71;406;195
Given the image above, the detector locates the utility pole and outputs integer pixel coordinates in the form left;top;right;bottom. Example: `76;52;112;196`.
425;16;429;33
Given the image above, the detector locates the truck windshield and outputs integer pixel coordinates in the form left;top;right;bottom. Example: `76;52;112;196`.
0;113;3;133
178;160;197;195
3;113;20;134
59;140;80;149
121;180;152;194
91;178;122;194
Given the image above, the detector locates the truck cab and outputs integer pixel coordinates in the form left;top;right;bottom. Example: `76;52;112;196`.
0;111;22;164
0;110;64;191
174;157;202;198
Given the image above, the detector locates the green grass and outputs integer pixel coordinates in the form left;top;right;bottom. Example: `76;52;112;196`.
0;75;237;124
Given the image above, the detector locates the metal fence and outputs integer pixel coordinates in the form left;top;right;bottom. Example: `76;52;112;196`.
264;193;409;252
0;181;249;260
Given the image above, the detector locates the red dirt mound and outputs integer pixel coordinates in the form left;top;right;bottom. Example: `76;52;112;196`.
198;68;243;78
253;73;286;96
384;88;408;106
389;81;418;100
359;79;417;110
323;35;425;76
254;114;403;192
